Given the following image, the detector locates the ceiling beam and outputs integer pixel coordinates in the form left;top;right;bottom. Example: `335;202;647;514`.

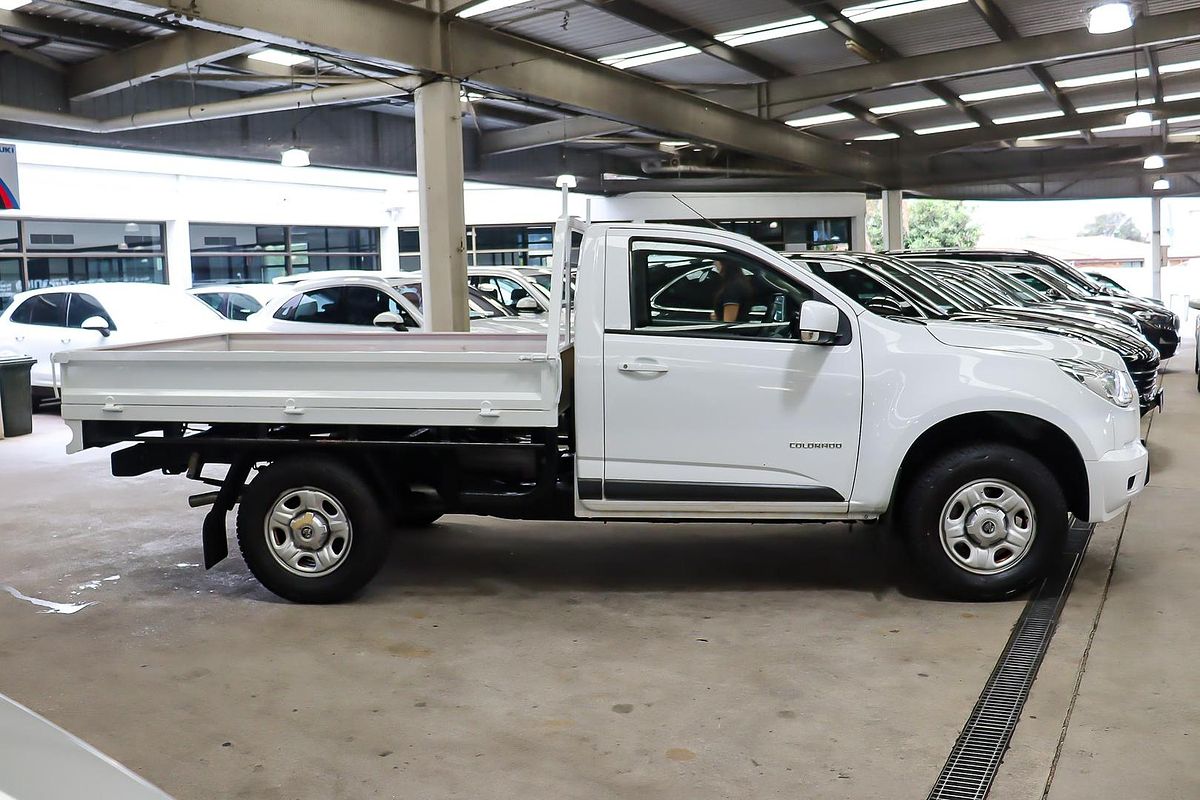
796;1;994;131
96;0;884;183
70;28;259;100
0;8;141;49
709;7;1200;119
481;115;634;154
578;0;789;80
0;37;66;73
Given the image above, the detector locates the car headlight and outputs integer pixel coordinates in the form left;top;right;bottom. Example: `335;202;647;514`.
1054;359;1135;408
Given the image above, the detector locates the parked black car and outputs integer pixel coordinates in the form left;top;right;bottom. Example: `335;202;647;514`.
794;253;1162;414
889;249;1180;358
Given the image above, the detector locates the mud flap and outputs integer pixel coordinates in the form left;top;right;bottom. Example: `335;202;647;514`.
202;459;252;569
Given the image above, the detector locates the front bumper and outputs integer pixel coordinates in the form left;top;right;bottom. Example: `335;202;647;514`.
1085;437;1149;523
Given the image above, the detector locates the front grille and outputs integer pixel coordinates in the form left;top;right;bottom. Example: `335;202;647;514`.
1130;368;1158;402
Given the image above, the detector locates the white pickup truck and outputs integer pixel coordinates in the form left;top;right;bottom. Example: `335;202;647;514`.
55;219;1148;603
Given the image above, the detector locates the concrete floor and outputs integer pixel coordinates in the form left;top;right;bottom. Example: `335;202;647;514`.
0;349;1195;799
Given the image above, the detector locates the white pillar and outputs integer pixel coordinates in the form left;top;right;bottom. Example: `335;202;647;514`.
164;218;193;289
379;223;400;276
415;78;469;332
882;189;904;251
1151;195;1163;300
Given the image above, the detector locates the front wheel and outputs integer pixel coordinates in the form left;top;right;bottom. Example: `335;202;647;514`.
236;459;392;603
900;444;1066;601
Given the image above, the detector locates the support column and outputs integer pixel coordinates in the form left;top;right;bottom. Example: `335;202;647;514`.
881;189;904;251
379;223;401;276
415;78;469;332
164;218;193;289
1151;195;1163;301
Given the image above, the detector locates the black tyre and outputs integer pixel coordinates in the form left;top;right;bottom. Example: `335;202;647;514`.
900;444;1066;601
236;459;392;603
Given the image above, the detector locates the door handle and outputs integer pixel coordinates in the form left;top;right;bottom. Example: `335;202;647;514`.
619;361;669;374
60;338;72;344
13;335;23;343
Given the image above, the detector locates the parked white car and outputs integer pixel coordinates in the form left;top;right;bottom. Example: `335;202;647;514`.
466;267;552;314
248;275;538;333
189;283;291;321
0;283;225;405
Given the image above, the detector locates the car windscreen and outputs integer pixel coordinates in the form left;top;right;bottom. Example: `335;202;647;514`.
863;257;974;314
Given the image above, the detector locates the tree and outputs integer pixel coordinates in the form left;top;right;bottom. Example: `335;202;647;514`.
866;198;981;251
1081;212;1146;242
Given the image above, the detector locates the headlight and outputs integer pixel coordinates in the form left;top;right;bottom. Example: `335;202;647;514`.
1054;359;1135;408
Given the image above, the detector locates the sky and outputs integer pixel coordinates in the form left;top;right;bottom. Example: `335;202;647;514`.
970;197;1200;251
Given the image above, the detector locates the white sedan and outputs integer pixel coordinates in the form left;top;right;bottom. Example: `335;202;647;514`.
188;283;291;321
248;275;542;333
0;283;226;405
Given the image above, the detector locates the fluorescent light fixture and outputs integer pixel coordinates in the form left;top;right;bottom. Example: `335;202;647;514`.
1055;67;1148;89
1143;154;1165;170
959;84;1043;102
992;110;1065;125
868;97;947;115
1164;90;1200;103
715;16;826;46
599;42;700;69
1087;2;1134;35
602;173;645;181
457;0;528;17
660;141;690;147
1158;59;1200;75
248;49;311;67
843;0;967;24
914;121;980;135
785;111;856;127
0;0;32;9
1167;113;1200;124
1091;118;1157;132
854;132;902;140
1154;178;1170;191
1125;110;1154;126
280;147;310;168
1075;98;1152;113
1017;130;1084;142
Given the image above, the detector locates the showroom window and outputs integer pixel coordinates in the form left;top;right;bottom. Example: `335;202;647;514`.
0;219;167;311
398;224;556;270
190;224;380;285
652;217;852;252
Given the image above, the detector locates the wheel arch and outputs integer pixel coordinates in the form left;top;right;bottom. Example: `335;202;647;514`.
891;411;1089;521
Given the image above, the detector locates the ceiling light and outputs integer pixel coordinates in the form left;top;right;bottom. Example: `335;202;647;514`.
1143;154;1165;170
1164;90;1200;103
1158;59;1200;75
868;97;947;115
1087;2;1134;35
123;222;139;233
248;49;311;67
843;0;967;24
457;0;528;17
1055;67;1147;89
0;0;32;9
602;173;645;181
959;84;1043;103
785;111;856;127
280;147;310;168
992;110;1066;125
715;16;826;46
1075;98;1152;113
1154;178;1170;191
660;141;690;148
1167;113;1200;124
854;132;902;140
1016;130;1084;142
1125;110;1154;126
914;121;980;135
599;42;700;70
555;174;577;189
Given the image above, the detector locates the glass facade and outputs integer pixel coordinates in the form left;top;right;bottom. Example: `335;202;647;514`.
0;219;167;311
653;217;852;252
190;224;380;285
398;224;556;270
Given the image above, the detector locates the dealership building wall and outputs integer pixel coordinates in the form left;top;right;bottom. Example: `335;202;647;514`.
0;140;867;307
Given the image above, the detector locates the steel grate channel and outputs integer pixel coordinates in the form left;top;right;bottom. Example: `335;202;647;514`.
926;521;1093;800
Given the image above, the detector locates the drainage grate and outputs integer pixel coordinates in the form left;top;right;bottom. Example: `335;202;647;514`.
926;520;1093;800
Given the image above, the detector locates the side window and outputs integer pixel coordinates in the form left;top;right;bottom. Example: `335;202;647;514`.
9;298;34;324
225;293;262;321
471;276;530;311
805;261;909;311
273;295;301;321
195;293;225;314
289;289;340;324
630;240;812;340
18;293;68;327
66;293;115;329
340;286;402;326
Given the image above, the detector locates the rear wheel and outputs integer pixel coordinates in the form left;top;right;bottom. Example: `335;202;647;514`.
900;444;1066;601
237;459;391;603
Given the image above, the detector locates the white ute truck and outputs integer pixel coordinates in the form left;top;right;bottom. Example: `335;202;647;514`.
55;219;1148;603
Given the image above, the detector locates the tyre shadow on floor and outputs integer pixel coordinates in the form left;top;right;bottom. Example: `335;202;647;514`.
368;519;946;601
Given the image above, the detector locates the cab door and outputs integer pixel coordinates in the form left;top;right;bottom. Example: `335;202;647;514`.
592;233;863;516
8;292;69;386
